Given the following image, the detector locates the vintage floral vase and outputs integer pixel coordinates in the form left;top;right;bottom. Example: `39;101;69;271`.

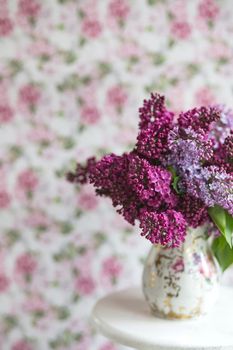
143;224;220;319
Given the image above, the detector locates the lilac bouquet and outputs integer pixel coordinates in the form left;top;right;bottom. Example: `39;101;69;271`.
68;94;233;271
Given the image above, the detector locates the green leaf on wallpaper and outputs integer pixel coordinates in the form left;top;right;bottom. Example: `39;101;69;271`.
60;221;73;235
208;205;233;248
58;0;72;4
98;62;112;76
151;53;166;65
79;37;86;47
63;137;75;149
147;0;157;5
57;74;81;91
94;232;107;247
168;38;175;48
40;54;50;63
77;246;86;255
167;11;175;20
212;235;233;272
50;330;82;344
147;0;163;5
208;19;214;29
77;9;85;18
81;76;91;85
57;110;64;117
145;76;167;93
9;145;23;160
170;77;178;86
64;51;77;64
6;229;20;245
8;59;23;76
56;306;70;320
129;55;139;65
187;63;200;77
53;243;80;262
218;57;229;65
57;23;65;31
3;315;18;332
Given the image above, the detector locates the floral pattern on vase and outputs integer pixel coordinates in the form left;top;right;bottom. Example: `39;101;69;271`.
143;225;220;319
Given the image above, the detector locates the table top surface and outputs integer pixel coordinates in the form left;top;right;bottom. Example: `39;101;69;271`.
91;286;233;350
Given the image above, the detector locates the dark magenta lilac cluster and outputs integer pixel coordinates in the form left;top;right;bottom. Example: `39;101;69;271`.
68;94;233;248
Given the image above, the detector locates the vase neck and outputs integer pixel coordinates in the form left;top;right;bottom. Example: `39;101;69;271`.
183;224;209;249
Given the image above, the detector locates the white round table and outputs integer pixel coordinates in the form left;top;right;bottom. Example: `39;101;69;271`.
91;287;233;350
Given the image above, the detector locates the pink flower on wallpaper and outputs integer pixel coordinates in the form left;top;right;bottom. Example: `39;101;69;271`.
198;0;219;20
74;248;94;276
78;190;98;210
0;104;14;123
107;85;128;109
0;273;10;292
101;256;123;279
17;169;39;192
168;0;188;22
209;41;232;61
119;41;142;60
0;190;11;208
23;294;48;313
195;87;216;106
15;253;37;277
28;39;54;58
11;340;33;350
80;105;101;125
18;0;41;18
0;17;13;36
108;0;130;20
171;21;191;39
28;124;54;143
25;211;50;229
81;18;102;38
19;84;41;107
75;275;96;295
99;342;117;350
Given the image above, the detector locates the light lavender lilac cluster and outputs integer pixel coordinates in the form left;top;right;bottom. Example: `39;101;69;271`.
68;94;233;248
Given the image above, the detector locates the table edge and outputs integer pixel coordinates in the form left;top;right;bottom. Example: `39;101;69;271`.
91;287;233;350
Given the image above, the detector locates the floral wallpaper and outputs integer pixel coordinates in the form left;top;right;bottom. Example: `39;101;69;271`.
0;0;233;349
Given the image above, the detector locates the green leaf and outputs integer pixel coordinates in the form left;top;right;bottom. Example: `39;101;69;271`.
167;166;181;194
212;235;233;271
208;206;233;248
208;206;226;234
225;210;233;246
172;175;180;194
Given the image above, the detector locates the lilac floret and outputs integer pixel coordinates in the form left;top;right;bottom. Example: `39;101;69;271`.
139;209;187;247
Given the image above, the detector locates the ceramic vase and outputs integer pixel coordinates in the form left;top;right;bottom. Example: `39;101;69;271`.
143;224;220;319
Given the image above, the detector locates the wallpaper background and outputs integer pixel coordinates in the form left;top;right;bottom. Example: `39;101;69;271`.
1;0;233;349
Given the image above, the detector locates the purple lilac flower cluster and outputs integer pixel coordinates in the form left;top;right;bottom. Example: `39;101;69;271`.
68;93;233;248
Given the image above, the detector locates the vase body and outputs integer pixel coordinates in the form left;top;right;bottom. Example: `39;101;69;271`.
143;225;220;319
